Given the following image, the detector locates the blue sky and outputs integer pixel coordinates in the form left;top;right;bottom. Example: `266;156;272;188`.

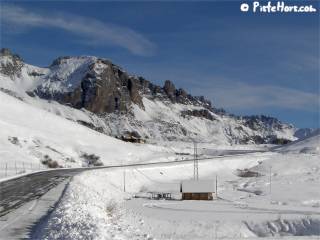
1;1;319;128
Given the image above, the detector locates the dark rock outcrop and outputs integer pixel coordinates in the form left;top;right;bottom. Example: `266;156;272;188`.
0;48;24;78
241;115;289;131
163;80;176;101
181;109;215;121
36;58;144;114
161;80;213;109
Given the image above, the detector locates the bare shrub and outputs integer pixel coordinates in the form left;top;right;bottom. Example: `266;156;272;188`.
105;199;117;217
81;153;103;167
235;169;261;177
8;136;21;146
48;160;59;168
65;157;76;163
41;155;60;168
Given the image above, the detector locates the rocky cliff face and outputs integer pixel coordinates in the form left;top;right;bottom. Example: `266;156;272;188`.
0;48;24;78
27;53;212;115
33;56;144;113
0;48;299;145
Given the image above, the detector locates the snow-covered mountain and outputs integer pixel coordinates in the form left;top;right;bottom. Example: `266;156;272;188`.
294;128;318;139
276;129;320;154
0;48;299;145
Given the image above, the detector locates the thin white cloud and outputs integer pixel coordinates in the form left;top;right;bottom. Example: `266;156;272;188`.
1;5;156;56
195;82;319;112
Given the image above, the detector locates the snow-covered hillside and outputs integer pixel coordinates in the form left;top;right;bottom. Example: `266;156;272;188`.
0;48;299;146
276;129;320;154
0;91;174;176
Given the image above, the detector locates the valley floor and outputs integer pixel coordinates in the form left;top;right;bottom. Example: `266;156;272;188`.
33;151;320;239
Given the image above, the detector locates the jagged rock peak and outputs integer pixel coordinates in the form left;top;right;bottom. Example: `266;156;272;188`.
242;115;284;125
34;54;145;114
49;55;121;69
0;48;12;56
163;80;176;101
49;55;102;67
161;79;213;108
0;48;23;61
0;48;24;77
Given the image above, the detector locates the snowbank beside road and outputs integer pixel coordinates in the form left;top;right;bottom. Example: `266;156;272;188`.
34;170;151;240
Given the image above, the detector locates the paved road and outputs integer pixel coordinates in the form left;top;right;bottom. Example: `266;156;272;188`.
0;149;265;218
0;169;85;217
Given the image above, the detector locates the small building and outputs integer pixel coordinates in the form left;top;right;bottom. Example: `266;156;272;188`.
181;180;215;200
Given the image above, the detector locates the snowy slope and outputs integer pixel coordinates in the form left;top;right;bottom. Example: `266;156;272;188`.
294;128;318;139
38;56;99;94
0;64;47;95
276;129;320;154
129;98;296;144
0;91;174;175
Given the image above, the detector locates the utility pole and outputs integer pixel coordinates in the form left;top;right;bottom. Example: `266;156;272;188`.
269;166;272;203
121;159;126;192
216;175;218;199
123;168;126;192
193;141;198;180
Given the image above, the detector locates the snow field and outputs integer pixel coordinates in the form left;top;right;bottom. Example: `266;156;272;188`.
34;145;320;239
